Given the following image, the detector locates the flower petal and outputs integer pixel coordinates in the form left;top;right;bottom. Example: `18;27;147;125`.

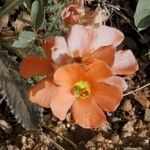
20;56;53;79
85;61;112;83
72;98;106;128
92;83;123;112
52;36;69;64
104;76;128;91
91;25;124;50
67;25;94;57
112;50;138;75
42;37;55;60
83;45;116;67
50;87;75;120
63;14;80;25
28;77;55;108
54;63;84;86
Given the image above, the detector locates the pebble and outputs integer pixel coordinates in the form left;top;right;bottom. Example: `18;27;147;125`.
122;100;132;112
0;119;12;134
96;134;104;142
122;132;132;138
122;121;134;138
85;141;95;149
111;134;119;143
144;108;150;122
123;121;134;133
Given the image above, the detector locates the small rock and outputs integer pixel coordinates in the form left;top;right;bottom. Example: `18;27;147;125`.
122;100;132;112
100;122;111;132
0;120;12;134
21;136;26;144
122;132;132;138
66;123;70;128
142;139;149;146
96;134;104;142
123;121;134;133
122;121;134;138
40;134;51;145
111;134;119;143
85;141;95;148
144;108;150;122
139;130;147;137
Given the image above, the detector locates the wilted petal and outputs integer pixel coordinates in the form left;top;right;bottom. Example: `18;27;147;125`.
61;4;84;25
92;83;123;112
42;37;55;60
50;87;75;120
20;56;53;79
84;45;116;67
72;98;106;128
85;61;112;83
112;50;138;75
54;63;84;86
91;26;124;50
105;76;128;91
68;25;94;57
28;77;55;108
52;36;69;64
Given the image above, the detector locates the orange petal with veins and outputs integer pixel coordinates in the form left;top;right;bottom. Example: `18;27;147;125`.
42;37;55;60
112;50;138;75
72;98;107;128
91;26;124;50
85;61;112;83
20;56;53;79
28;77;55;108
67;25;94;57
84;45;115;67
104;76;128;91
92;83;123;112
50;87;75;120
54;63;84;86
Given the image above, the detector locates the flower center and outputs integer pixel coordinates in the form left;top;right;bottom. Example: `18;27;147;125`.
74;57;82;63
72;80;91;99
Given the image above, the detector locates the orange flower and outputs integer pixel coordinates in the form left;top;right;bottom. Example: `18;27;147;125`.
61;4;85;25
28;62;123;128
19;25;138;128
51;25;138;91
20;37;55;79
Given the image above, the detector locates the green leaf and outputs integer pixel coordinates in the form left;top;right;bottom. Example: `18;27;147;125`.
0;50;43;129
134;0;150;31
30;1;45;29
13;31;37;48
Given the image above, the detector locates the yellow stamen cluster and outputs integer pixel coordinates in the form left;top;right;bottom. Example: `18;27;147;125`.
72;80;91;99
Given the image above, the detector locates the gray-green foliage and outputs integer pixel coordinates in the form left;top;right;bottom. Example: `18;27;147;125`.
30;1;45;29
45;1;65;36
134;0;150;31
13;31;37;48
0;50;43;129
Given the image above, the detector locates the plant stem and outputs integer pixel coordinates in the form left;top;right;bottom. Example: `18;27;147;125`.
123;82;150;96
